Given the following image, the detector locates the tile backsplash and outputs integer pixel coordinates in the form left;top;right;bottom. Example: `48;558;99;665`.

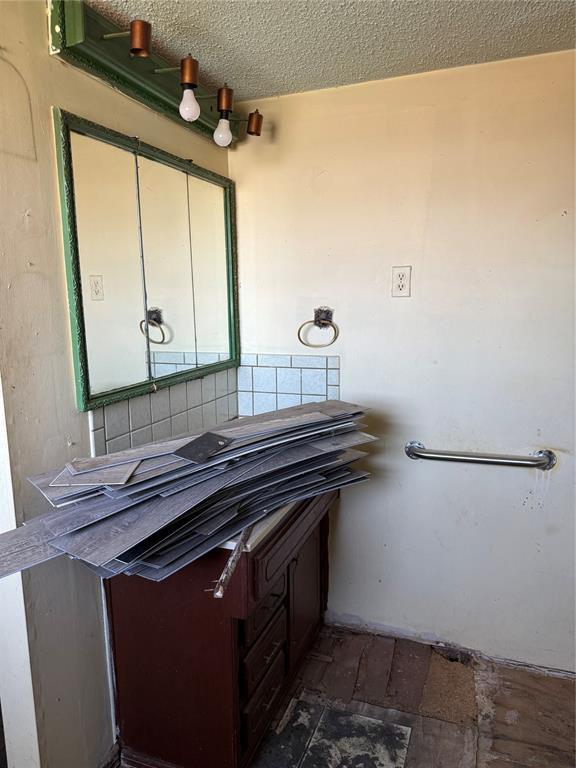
87;354;341;455
88;368;238;457
237;354;340;416
150;350;232;378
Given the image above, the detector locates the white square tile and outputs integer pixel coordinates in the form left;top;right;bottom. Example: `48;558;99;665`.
150;388;170;423
131;426;152;447
277;394;301;409
201;374;217;404
202;400;217;429
187;405;203;434
327;386;340;399
302;394;326;404
277;367;301;394
258;354;291;367
238;366;253;391
215;370;228;399
155;363;178;377
327;369;340;386
240;353;257;366
152;418;171;441
90;428;105;457
301;368;327;396
186;379;202;408
216;396;229;424
253;392;277;415
169;382;187;415
129;395;151;431
227;367;238;392
197;352;219;365
106;434;131;453
291;355;327;368
238;392;253;416
327;356;340;369
171;411;188;436
104;400;130;440
253;367;276;392
228;393;238;419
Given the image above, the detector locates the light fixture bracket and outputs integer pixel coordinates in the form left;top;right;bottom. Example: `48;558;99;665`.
48;0;240;141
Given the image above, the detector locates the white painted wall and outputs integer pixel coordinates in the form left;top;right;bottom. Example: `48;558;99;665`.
229;51;575;671
0;2;229;765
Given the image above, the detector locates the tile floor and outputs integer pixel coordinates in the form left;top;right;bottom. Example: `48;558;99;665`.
253;627;575;768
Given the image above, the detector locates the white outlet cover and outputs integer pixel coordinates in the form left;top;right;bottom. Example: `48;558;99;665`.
392;265;412;297
89;274;104;301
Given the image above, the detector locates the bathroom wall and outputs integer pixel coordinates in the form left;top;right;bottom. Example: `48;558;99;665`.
0;2;229;766
229;51;575;671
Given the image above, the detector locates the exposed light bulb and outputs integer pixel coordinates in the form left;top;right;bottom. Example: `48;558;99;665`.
213;118;233;147
179;88;201;122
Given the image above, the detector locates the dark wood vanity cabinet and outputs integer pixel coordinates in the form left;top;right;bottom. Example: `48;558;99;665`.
106;491;336;768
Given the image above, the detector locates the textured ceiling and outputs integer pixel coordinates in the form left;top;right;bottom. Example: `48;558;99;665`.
88;0;575;101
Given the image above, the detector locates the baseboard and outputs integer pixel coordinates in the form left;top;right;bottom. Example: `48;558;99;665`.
100;742;121;768
324;611;576;680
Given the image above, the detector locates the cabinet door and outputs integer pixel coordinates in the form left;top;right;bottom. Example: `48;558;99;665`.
288;528;321;669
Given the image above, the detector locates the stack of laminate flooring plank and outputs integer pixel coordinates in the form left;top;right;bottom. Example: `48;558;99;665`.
0;401;374;582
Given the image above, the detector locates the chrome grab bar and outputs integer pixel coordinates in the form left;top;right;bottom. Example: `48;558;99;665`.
405;441;556;470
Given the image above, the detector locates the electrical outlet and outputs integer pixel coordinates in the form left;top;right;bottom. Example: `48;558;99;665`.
392;266;412;297
89;275;104;301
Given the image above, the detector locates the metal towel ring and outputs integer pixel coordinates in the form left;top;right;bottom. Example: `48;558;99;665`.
297;306;339;348
139;319;166;345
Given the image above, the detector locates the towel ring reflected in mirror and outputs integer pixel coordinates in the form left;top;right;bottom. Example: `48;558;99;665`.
139;319;166;345
297;306;339;348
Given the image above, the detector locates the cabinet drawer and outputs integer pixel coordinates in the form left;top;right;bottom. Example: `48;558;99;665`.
242;649;286;752
242;572;287;647
253;492;336;600
241;607;287;698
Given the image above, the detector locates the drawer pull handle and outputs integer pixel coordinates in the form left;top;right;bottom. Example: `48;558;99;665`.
263;641;282;664
264;686;280;711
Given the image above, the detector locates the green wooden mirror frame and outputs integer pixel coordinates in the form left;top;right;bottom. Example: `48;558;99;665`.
53;108;240;412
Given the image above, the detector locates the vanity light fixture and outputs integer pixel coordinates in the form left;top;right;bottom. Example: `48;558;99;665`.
104;20;264;144
179;55;201;122
247;109;263;136
213;85;234;147
102;19;152;58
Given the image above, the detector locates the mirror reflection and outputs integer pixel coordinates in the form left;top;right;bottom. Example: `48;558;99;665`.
67;122;236;405
71;133;148;394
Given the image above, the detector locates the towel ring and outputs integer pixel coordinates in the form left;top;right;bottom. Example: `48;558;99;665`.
297;306;339;348
139;319;166;345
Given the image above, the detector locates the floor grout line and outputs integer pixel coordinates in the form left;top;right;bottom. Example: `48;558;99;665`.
295;704;326;768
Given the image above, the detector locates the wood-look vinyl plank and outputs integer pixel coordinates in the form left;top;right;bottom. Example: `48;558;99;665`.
53;453;276;566
28;470;101;504
66;436;193;474
0;539;62;579
41;495;144;537
136;505;274;581
49;461;141;487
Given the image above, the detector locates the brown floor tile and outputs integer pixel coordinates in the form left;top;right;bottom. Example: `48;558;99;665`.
379;639;432;713
353;634;396;706
419;649;477;725
315;632;370;702
476;660;575;768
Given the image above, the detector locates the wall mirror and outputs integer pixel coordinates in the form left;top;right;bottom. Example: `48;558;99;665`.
54;110;239;411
